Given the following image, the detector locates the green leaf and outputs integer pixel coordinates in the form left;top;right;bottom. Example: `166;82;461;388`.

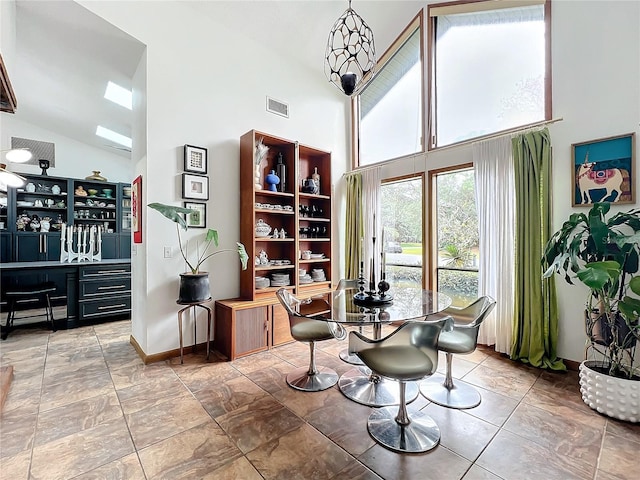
629;276;640;296
205;229;219;247
576;261;621;290
148;202;191;230
619;295;640;322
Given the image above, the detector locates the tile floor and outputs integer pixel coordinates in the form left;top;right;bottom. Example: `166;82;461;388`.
1;319;639;479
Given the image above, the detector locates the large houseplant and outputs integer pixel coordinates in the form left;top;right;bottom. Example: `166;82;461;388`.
148;202;248;302
543;202;640;421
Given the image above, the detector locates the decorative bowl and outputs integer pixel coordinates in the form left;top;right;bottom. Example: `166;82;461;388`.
255;219;272;237
87;188;98;196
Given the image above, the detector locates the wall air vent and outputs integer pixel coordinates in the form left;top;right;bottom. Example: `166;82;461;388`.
266;96;289;118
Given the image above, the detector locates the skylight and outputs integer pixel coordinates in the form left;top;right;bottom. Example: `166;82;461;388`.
104;81;132;110
96;126;132;149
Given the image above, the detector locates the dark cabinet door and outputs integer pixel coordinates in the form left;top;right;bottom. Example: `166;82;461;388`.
101;234;118;259
118;234;131;259
44;233;61;261
15;233;61;261
1;232;12;263
14;233;42;261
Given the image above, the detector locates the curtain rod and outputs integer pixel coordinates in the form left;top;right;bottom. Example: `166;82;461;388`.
344;117;564;176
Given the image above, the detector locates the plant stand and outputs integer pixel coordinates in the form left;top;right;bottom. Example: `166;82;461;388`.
579;360;639;423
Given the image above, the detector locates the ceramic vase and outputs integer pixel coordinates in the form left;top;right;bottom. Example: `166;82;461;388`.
254;164;262;190
265;170;280;192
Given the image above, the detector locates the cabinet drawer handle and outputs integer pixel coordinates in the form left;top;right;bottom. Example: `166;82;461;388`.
86;269;128;276
98;303;127;310
97;285;126;290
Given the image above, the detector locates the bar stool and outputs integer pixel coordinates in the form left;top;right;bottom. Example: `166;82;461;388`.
177;298;213;364
2;282;57;340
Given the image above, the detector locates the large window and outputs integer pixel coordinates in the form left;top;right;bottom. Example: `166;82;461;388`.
381;175;424;289
429;0;550;148
356;15;423;167
432;167;478;307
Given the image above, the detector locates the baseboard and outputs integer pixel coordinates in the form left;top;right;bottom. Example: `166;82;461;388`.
0;365;14;412
129;335;213;365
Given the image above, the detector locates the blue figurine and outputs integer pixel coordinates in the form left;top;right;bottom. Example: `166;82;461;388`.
265;170;280;192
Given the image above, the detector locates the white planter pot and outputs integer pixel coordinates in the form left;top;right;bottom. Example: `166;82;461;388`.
579;360;639;423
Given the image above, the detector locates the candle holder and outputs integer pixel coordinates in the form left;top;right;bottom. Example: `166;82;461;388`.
353;234;393;306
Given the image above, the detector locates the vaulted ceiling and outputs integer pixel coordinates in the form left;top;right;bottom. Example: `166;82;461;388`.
9;0;423;159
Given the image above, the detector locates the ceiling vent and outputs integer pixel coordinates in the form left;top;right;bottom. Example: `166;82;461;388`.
266;96;289;118
11;137;55;166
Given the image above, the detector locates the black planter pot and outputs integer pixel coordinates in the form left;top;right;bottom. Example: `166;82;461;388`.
178;272;211;304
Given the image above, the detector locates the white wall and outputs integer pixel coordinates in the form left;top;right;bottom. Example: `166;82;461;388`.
0;116;132;181
79;1;348;355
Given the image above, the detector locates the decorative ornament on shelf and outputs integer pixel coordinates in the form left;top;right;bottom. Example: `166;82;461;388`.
39;159;50;176
275;152;286;192
325;0;376;96
85;170;107;182
265;170;280;192
254;138;269;190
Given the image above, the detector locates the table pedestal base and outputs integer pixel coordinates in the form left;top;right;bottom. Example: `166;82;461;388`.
338;367;419;406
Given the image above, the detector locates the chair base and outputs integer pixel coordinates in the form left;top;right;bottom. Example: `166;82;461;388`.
339;348;364;366
287;366;338;392
419;374;481;409
368;407;441;453
339;367;419;407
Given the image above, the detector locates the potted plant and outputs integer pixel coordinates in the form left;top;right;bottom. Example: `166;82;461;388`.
543;202;640;422
148;202;249;303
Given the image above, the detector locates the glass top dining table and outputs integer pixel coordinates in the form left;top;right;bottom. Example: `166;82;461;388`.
330;286;452;326
330;283;452;407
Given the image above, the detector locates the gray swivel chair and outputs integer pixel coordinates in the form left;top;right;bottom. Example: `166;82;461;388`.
336;279;365;365
419;296;496;409
349;317;453;453
276;288;346;392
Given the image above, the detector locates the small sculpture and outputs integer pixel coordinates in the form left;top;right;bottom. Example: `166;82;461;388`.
75;186;88;196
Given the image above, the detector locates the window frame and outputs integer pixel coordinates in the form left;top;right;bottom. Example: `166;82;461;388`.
427;163;475;292
352;13;425;169
381;172;426;288
426;0;552;151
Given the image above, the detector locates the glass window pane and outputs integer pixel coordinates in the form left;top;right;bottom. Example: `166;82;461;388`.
381;177;423;289
359;28;422;166
433;4;546;147
435;168;478;307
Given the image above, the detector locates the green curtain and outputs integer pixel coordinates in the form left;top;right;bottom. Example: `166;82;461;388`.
510;128;565;370
345;173;363;279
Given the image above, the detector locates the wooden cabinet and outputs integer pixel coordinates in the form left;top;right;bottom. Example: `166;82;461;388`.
214;130;334;360
239;130;333;301
214;299;269;360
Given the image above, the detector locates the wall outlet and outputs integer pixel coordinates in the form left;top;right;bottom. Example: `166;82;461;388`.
163;246;172;258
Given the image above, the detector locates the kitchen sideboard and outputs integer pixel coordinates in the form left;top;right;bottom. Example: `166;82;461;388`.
0;259;131;328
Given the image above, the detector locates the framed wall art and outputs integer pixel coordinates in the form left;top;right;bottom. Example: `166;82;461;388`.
132;175;143;243
572;133;635;207
184;144;207;174
182;173;209;201
184;201;206;228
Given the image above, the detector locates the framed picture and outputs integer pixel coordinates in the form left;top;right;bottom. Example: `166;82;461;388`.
184;144;207;174
132;175;142;243
182;173;209;200
183;202;206;228
572;133;635;206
